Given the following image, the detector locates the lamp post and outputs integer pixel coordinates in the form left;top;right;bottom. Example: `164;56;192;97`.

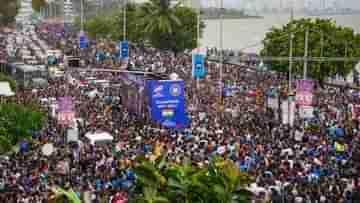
219;0;223;103
287;0;295;127
303;27;309;79
123;0;127;41
196;0;201;89
80;0;84;31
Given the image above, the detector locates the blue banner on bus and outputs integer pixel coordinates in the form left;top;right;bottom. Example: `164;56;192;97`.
146;80;189;128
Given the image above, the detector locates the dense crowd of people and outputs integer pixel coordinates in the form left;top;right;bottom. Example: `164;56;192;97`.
1;22;360;203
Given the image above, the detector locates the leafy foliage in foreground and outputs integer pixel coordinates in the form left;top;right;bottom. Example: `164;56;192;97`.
130;156;253;203
49;187;81;203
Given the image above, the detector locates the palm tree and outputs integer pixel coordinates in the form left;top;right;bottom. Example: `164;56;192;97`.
137;0;182;34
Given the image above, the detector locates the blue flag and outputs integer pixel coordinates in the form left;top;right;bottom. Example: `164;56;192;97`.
79;31;87;49
192;54;206;78
121;41;129;59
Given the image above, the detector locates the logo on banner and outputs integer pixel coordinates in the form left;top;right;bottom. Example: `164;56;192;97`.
153;85;164;98
170;84;181;96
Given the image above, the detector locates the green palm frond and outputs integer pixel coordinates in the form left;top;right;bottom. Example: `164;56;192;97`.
133;161;167;187
51;187;81;203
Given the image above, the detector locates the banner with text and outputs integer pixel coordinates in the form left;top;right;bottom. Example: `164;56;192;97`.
146;80;189;128
57;96;75;125
296;79;315;118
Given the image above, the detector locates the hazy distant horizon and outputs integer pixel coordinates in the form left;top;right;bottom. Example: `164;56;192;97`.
201;0;360;9
132;0;360;11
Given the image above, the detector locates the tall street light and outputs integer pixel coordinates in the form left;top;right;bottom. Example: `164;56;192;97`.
287;0;294;126
289;0;294;92
219;0;223;103
196;0;201;89
123;0;127;41
80;0;84;31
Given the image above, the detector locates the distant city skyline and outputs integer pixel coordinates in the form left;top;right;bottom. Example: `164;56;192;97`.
199;0;360;10
133;0;360;10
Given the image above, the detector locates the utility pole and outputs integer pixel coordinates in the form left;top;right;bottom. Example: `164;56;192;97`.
344;42;348;72
320;32;324;57
219;0;224;103
197;4;200;50
287;0;295;128
289;33;294;92
287;33;294;126
195;0;201;107
196;1;201;89
47;3;50;18
290;0;294;21
49;2;53;18
53;2;56;18
303;27;309;79
123;0;127;41
80;0;84;31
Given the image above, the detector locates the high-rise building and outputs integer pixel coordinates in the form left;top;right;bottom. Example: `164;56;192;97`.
15;0;34;25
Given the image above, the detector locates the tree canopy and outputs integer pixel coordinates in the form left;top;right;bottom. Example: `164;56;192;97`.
32;0;47;12
130;155;253;203
0;0;19;26
0;102;46;152
261;18;360;81
76;1;204;53
0;0;47;25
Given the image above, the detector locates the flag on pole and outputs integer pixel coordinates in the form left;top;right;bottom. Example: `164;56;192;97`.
192;47;207;56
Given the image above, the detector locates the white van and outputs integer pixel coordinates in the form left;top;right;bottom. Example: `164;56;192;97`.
84;132;113;145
